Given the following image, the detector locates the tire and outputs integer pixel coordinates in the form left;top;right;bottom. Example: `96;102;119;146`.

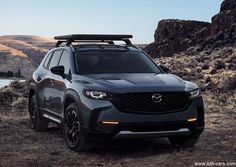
168;135;199;148
63;103;92;152
29;95;49;132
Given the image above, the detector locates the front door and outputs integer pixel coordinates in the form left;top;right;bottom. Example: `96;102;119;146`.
50;50;70;115
46;49;64;114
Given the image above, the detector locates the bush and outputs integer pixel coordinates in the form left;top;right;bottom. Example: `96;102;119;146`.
0;80;29;108
213;59;225;70
223;74;236;91
201;63;209;70
11;97;27;109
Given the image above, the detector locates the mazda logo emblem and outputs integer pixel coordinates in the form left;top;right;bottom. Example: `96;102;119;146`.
152;94;162;103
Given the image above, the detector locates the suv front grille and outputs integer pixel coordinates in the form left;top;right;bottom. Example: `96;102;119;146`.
112;92;190;114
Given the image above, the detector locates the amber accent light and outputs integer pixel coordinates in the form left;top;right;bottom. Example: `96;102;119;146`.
102;121;119;125
187;118;197;122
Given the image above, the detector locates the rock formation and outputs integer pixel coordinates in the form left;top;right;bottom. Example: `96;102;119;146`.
145;20;210;57
145;0;236;57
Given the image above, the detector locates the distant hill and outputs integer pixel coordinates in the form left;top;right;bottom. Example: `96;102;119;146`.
0;35;149;78
0;35;54;77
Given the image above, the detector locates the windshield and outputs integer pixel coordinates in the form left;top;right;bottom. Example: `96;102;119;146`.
76;51;161;74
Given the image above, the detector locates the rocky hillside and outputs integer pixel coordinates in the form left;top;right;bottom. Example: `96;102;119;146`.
0;35;54;77
145;0;236;57
155;47;236;93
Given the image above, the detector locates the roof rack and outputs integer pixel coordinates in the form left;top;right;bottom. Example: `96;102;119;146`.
54;34;133;47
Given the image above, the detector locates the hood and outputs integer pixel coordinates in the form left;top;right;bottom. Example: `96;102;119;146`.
73;73;197;93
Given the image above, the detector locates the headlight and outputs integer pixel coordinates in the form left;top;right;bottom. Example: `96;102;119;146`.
189;89;201;98
84;90;107;100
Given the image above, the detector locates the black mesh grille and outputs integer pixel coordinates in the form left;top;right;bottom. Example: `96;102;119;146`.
112;92;190;114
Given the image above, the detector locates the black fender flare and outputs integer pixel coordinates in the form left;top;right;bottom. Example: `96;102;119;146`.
28;81;39;109
63;89;84;125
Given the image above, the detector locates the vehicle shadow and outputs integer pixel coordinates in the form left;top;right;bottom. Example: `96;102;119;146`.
44;125;182;156
89;138;179;155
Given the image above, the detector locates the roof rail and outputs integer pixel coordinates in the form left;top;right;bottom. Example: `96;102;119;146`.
54;34;133;47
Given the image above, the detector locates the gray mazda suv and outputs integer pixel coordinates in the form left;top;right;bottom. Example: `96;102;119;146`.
29;34;204;152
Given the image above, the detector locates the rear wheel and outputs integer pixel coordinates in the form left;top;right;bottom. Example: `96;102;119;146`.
29;95;49;131
168;135;199;147
63;103;92;152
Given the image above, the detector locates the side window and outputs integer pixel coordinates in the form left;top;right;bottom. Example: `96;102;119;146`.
43;52;53;69
59;51;70;74
48;50;63;70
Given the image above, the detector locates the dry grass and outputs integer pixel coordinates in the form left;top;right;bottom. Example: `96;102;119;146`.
0;44;28;58
0;39;49;52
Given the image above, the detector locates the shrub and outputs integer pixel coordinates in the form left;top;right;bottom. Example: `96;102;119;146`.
223;74;236;91
213;59;225;70
201;63;209;70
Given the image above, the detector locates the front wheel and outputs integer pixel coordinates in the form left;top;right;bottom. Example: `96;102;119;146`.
168;135;200;147
63;103;92;152
29;95;48;132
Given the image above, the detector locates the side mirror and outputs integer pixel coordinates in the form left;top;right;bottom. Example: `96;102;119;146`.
159;64;170;73
50;66;66;78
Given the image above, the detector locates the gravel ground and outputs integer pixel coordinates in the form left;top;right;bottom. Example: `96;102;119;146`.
0;92;235;167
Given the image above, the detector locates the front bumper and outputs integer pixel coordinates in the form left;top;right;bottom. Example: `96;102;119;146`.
80;96;204;139
114;128;191;139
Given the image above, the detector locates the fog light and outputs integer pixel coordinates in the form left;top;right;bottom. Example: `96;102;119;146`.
102;121;119;125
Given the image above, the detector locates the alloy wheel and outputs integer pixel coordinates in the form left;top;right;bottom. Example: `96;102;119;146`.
64;109;81;147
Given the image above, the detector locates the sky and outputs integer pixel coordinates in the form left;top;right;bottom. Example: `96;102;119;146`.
0;0;223;44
